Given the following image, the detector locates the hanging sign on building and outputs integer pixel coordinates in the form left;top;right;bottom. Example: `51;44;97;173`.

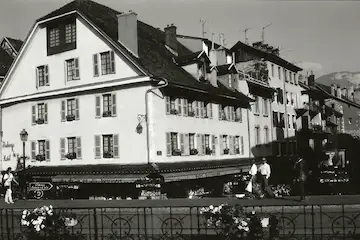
29;182;54;191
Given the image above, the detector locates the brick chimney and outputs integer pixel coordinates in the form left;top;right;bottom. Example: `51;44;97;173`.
341;88;347;98
308;72;315;87
117;11;138;57
165;24;177;52
336;85;342;99
331;84;336;96
348;85;354;100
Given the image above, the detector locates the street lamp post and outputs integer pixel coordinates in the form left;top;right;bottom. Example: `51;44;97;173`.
20;129;28;198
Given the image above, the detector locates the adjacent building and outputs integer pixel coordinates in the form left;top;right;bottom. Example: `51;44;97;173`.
0;0;253;199
0;37;23;82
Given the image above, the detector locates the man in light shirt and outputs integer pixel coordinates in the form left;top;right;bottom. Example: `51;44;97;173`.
246;159;257;193
258;157;273;198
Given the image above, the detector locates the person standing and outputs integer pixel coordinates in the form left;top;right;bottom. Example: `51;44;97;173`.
294;158;307;201
3;167;18;204
246;159;257;193
258;157;273;198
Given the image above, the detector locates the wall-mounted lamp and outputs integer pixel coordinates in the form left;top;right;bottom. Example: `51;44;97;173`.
136;114;146;134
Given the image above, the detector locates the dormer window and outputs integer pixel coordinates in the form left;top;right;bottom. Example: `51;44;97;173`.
47;17;76;56
198;61;207;82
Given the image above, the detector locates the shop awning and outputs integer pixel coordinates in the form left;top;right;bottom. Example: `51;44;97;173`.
162;166;244;182
51;174;147;183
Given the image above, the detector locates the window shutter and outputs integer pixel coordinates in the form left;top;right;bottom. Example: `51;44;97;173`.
93;54;99;77
44;103;48;124
166;132;171;156
95;135;101;159
197;134;201;154
208;103;213;119
218;104;222;120
229;136;233;154
220;135;224;155
61;100;66;122
183;99;188;116
233;136;237;153
45;140;50;161
165;96;171;114
194;101;199;117
74;58;80;79
177;98;182;116
32;105;36;125
45;65;49;86
76;137;82;159
241;136;244;155
232;107;236;121
198;101;203;117
35;67;39;89
60;138;66;160
184;133;190;155
75;98;80;120
95;96;101;118
113;134;119;158
211;135;216;154
180;133;185;154
201;134;205;155
31;141;36;160
111;93;117;117
110;51;116;73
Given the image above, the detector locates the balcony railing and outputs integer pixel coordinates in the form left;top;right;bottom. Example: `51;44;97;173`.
2;200;360;240
327;115;338;126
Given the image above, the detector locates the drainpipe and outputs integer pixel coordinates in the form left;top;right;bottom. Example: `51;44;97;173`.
145;77;169;166
247;108;251;158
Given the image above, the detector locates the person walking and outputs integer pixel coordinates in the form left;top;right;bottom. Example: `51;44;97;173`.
258;157;273;198
294;158;307;201
3;167;18;204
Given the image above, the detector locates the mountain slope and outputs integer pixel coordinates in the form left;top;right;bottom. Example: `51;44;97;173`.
316;71;360;88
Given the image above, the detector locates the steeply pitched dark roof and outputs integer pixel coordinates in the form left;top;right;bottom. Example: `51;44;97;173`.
231;41;302;72
175;50;208;66
35;0;249;104
176;34;223;50
217;64;237;75
0;48;13;77
315;83;360;109
5;37;23;52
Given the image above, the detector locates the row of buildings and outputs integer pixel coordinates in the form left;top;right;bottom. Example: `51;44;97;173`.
0;0;359;199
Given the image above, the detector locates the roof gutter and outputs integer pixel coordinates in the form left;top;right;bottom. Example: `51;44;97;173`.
145;77;169;166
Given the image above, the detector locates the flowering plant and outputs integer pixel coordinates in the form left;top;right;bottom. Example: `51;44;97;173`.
271;184;291;198
200;204;270;240
21;205;79;240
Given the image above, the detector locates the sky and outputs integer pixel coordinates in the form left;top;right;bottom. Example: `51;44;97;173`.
1;0;360;78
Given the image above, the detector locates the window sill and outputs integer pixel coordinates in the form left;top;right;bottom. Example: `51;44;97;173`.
263;114;269;117
254;113;260;116
67;78;80;82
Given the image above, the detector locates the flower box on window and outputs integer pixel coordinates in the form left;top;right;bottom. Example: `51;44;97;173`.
188;111;195;117
35;154;46;162
65;152;77;160
223;148;230;155
102;111;112;117
36;118;45;124
205;147;212;155
235;116;242;122
103;152;113;158
236;148;240;154
66;114;76;121
170;109;178;115
172;149;182;156
221;115;227;121
204;115;209;119
190;149;198;155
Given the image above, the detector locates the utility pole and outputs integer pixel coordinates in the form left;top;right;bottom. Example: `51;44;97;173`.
262;23;272;42
200;19;207;38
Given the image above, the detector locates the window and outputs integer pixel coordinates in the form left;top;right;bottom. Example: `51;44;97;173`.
205;135;210;148
289;71;293;83
95;94;117;118
222;135;229;154
36;65;49;87
228;74;232;88
349;118;352;124
240;136;244;155
100;51;115;75
255;126;260;145
60;137;81;160
65;23;76;44
47;19;76;55
294;73;297;85
278;66;281;79
30;140;50;161
284;69;288;82
65;58;80;81
189;134;195;150
219;104;227;120
61;98;79;121
280;113;285;128
273;111;279;127
228;106;235;121
264;127;269;144
49;28;60;47
94;134;119;159
235;107;242;122
235;136;240;154
205;102;213;118
263;98;269;116
288;114;291;128
271;64;274;77
32;103;48;125
103;135;114;156
290;93;294;106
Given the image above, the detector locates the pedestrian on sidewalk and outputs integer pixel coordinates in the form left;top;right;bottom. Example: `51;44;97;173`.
245;159;258;193
258;157;274;198
3;167;19;204
294;157;307;201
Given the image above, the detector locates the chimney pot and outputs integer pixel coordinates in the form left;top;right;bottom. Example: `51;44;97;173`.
165;24;178;52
